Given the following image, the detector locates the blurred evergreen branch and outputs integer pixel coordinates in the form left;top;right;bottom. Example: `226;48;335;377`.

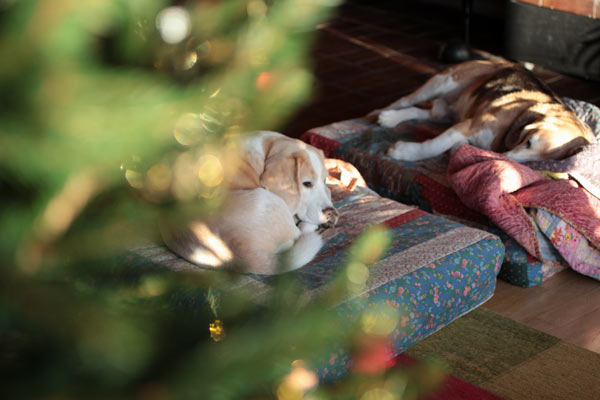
0;1;442;398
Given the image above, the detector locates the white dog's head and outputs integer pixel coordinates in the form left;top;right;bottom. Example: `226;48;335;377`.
257;134;338;229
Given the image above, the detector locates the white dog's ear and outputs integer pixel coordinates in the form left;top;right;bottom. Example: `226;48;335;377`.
227;150;264;190
260;151;309;212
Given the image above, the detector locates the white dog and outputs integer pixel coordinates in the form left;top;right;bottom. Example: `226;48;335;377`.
160;131;338;275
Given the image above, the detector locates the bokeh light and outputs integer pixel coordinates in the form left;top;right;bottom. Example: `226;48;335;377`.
125;169;144;189
146;164;171;192
247;0;268;18
361;306;400;336
173;112;203;146
288;360;318;391
360;388;395;400
277;360;318;400
197;154;224;188
156;6;191;44
256;71;274;91
346;261;369;285
182;51;198;70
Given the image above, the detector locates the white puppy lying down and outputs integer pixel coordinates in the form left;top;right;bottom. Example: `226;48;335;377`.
160;131;338;275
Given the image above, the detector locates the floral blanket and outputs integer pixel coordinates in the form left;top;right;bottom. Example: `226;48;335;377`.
448;144;600;280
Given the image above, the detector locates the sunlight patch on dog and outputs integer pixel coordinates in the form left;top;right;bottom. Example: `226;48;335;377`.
189;222;233;266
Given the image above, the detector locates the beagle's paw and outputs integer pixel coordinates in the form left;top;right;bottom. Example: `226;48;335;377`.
379;107;432;128
378;109;402;128
387;141;422;161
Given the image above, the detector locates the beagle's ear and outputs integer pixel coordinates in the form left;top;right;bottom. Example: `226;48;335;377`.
259;151;309;212
544;136;590;160
502;110;542;151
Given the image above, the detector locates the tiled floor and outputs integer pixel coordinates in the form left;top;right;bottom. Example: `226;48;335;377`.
284;0;600;138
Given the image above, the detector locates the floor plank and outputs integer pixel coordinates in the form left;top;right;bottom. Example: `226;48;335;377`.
483;270;600;354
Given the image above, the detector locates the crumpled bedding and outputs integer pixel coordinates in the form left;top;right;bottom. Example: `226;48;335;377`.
524;143;600;200
448;144;600;278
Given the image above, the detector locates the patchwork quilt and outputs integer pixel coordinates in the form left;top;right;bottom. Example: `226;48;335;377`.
449;144;600;281
129;183;504;380
301;98;600;287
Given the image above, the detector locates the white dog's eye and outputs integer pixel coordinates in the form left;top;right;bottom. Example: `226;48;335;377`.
525;139;532;149
303;181;313;188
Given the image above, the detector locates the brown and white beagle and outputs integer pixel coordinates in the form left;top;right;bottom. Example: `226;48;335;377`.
378;60;596;162
160;131;338;275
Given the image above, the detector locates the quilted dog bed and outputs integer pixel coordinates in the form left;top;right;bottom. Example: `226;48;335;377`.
128;180;503;381
301;98;600;287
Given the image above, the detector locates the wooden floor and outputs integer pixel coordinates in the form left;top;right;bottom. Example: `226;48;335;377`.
484;270;600;354
289;0;600;355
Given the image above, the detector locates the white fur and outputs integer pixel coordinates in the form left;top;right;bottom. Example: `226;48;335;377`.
502;148;536;163
386;126;496;162
387;128;467;161
282;231;323;271
467;128;495;149
378;107;431;127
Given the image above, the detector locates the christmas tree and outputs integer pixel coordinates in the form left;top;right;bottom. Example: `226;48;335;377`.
0;1;442;398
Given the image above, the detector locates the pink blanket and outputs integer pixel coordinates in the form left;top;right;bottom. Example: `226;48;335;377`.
447;144;600;261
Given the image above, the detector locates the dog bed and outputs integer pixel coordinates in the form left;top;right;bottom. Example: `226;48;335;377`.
301;98;600;287
127;175;503;381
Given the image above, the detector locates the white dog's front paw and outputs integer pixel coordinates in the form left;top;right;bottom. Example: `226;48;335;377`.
387;141;422;161
298;222;319;233
378;110;402;128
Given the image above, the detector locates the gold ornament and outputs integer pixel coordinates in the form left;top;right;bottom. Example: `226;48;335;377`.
209;320;225;342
